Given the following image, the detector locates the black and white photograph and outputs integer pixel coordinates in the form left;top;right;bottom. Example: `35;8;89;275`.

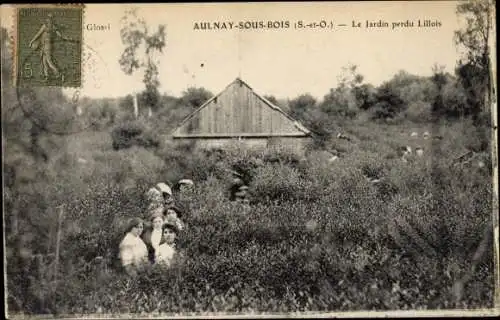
1;1;498;317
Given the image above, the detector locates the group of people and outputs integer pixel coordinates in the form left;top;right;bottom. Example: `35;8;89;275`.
118;180;193;276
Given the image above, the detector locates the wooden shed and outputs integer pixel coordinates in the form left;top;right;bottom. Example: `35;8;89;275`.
171;78;312;154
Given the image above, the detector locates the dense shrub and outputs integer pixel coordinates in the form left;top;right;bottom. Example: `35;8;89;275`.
5;118;495;315
111;120;161;150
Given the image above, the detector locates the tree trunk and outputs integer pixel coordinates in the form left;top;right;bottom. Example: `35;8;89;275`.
133;93;139;118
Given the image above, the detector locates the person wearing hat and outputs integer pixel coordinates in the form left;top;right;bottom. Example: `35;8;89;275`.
119;217;149;276
141;207;165;263
178;179;194;193
157;182;175;207
229;177;244;201
145;182;175;212
145;187;163;211
155;221;179;267
170;179;193;220
235;185;249;200
232;184;251;206
173;179;195;192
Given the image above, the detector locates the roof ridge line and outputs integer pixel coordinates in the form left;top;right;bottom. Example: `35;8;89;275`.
169;80;237;135
172;77;311;136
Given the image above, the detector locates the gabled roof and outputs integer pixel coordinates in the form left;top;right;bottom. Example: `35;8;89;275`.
171;78;311;136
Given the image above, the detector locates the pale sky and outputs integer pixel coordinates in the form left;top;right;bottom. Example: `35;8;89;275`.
1;2;468;100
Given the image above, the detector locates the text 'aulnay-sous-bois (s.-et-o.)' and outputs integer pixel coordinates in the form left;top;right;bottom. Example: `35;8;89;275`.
192;19;442;31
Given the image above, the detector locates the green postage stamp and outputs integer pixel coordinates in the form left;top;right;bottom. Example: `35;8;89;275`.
14;5;83;87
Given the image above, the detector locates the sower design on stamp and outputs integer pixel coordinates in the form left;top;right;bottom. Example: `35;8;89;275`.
15;6;83;87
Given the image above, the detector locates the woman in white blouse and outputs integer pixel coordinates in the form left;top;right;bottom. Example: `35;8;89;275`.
119;217;149;276
141;209;165;263
155;222;179;267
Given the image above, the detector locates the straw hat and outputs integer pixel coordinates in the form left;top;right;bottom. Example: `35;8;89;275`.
232;178;244;187
178;179;194;186
156;182;172;196
146;187;162;200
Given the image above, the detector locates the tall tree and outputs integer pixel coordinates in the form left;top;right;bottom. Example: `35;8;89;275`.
320;64;364;118
370;82;406;120
119;8;166;117
454;0;495;116
288;94;317;120
453;1;498;305
180;87;214;109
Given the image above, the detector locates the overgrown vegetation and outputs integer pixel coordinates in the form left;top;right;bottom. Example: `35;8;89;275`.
110;120;161;150
4;132;494;314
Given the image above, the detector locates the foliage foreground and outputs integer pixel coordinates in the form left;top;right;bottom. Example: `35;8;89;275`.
4;120;495;316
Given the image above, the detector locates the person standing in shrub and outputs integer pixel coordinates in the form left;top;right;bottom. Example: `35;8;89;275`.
119;217;149;276
159;182;175;208
145;186;163;211
235;185;250;204
141;208;165;264
229;177;244;201
172;179;195;194
171;179;193;222
155;222;179;267
145;182;175;212
164;205;185;232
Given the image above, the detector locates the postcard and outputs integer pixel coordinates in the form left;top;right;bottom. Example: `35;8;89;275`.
1;1;498;318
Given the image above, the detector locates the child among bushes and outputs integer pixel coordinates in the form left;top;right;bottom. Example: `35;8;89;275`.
155;222;179;267
164;206;185;232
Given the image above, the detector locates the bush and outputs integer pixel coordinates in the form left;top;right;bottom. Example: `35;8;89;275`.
111;120;160;151
250;164;307;202
5;117;495;315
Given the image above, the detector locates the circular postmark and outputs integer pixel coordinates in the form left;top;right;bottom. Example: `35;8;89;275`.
16;43;109;135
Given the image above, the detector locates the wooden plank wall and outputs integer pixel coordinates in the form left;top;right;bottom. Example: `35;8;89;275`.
193;136;312;156
176;81;305;136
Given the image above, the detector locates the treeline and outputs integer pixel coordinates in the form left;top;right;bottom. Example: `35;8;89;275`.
83;66;490;133
79;62;492;151
282;64;490;142
80;87;214;133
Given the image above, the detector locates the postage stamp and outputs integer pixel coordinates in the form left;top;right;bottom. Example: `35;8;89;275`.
14;4;83;87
